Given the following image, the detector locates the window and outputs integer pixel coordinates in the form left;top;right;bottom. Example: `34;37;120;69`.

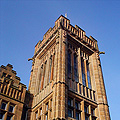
8;105;14;113
68;98;73;118
49;58;52;82
84;106;88;113
68;51;71;78
68;98;73;107
68;109;73;118
87;61;91;89
6;115;12;120
76;112;81;120
91;108;95;116
75;102;80;110
0;112;4;120
74;54;78;82
81;58;86;86
1;102;7;110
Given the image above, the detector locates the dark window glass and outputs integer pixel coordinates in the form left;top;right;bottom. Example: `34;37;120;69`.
68;52;71;78
81;58;86;86
85;116;89;120
68;109;73;117
1;102;7;110
68;98;73;106
8;105;14;112
87;61;91;88
6;116;12;120
84;106;88;113
74;55;78;82
75;102;80;110
0;112;4;119
76;112;81;120
91;108;95;116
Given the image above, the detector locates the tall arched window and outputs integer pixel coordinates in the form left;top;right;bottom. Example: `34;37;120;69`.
81;58;86;86
74;54;78;82
68;51;71;78
87;61;91;88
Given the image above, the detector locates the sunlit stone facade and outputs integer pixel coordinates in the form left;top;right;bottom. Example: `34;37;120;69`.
0;64;27;120
27;15;110;120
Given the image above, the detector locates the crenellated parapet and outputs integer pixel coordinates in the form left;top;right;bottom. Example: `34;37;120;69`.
34;15;99;59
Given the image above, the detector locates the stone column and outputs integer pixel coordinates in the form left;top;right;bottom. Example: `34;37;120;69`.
91;52;110;120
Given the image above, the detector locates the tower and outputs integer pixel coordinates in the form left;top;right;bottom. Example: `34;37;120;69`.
27;15;110;120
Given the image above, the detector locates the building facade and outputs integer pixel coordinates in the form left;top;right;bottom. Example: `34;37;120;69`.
27;15;110;120
0;64;27;120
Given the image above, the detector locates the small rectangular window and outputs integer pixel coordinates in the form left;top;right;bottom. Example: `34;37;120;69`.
68;98;73;107
1;102;7;110
0;112;5;120
8;105;15;113
76;112;81;120
75;102;80;110
84;106;89;113
6;115;12;120
68;109;73;118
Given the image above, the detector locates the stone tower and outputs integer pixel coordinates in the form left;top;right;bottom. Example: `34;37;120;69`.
27;15;110;120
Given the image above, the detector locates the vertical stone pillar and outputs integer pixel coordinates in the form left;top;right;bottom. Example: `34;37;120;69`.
91;52;110;120
78;47;82;84
81;100;85;120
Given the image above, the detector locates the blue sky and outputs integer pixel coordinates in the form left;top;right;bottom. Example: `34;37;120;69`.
0;0;120;119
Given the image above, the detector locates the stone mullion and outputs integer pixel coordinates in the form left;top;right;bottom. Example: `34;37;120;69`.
78;48;82;84
12;89;15;98
15;90;18;99
71;52;74;81
0;83;3;93
8;87;12;96
3;84;6;94
81;100;85;120
89;105;92;120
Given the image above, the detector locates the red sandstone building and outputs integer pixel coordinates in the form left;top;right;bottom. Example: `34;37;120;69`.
0;15;110;120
